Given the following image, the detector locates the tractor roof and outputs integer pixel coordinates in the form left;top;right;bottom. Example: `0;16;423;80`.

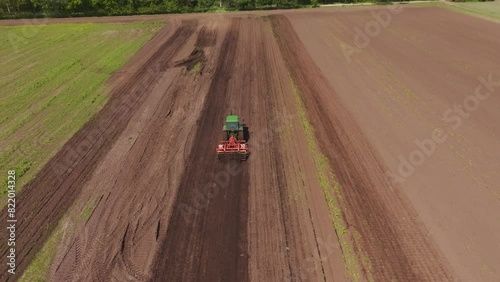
226;115;239;123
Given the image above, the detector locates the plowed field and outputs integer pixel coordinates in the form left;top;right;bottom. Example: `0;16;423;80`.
1;6;499;282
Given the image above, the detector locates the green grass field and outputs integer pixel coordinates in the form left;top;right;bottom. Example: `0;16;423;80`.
0;21;163;207
452;0;500;20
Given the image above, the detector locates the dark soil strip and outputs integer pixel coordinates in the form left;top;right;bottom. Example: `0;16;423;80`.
0;20;198;281
150;19;249;282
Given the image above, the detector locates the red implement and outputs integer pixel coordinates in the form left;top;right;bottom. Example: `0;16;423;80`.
216;136;249;160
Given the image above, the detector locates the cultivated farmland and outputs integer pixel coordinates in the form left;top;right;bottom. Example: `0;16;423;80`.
0;21;163;204
452;0;500;21
0;5;499;282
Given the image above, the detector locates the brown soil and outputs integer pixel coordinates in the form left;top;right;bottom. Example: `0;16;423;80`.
270;14;454;281
0;13;346;282
0;18;200;281
286;6;500;281
1;6;499;282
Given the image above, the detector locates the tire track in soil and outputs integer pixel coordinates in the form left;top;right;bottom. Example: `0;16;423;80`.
52;28;212;280
269;15;454;281
150;19;249;282
99;82;188;282
0;20;198;281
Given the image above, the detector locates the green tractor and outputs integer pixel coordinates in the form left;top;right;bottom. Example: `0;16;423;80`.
216;115;249;160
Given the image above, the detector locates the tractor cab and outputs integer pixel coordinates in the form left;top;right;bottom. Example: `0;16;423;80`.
223;115;244;139
216;114;249;161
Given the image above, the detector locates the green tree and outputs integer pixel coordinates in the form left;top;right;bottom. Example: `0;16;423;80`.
236;0;253;9
196;0;214;11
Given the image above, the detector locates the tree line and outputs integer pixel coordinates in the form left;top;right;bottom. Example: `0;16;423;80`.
3;0;488;20
0;0;322;18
